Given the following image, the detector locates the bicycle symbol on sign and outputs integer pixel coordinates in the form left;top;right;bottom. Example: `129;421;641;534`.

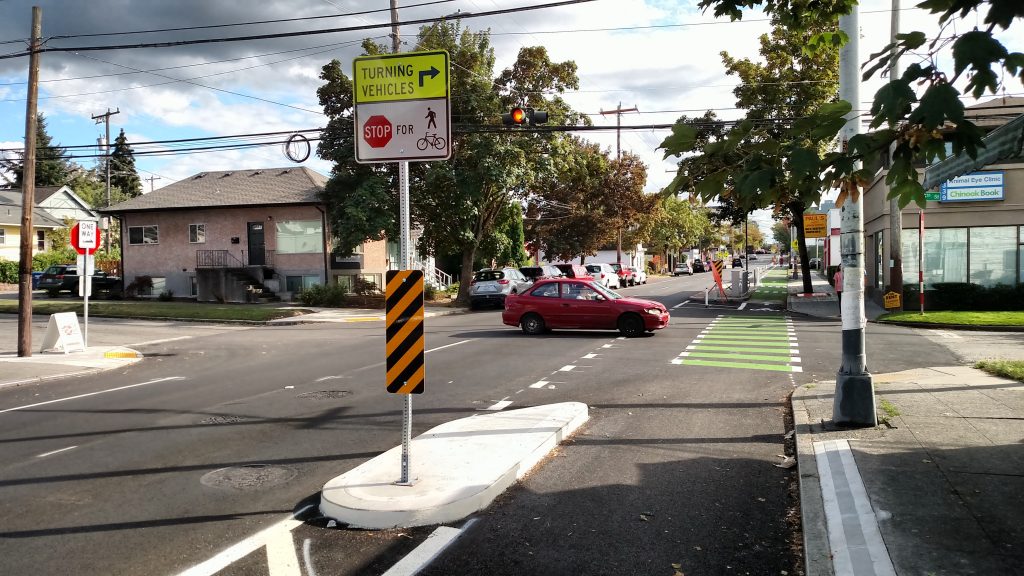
416;132;446;151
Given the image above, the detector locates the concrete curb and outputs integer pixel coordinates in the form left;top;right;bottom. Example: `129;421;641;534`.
0;346;144;389
320;402;589;529
871;319;1024;332
792;387;835;576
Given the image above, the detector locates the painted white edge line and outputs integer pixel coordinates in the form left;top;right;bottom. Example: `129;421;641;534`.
528;380;549;389
558;365;576;372
582;353;598;359
36;445;77;458
425;339;475;354
737;302;748;310
792;357;802;363
484;399;513;411
0;376;187;414
601;344;613;349
266;522;302;576
382;520;477;576
176;504;314;576
126;335;193;347
671;302;685;309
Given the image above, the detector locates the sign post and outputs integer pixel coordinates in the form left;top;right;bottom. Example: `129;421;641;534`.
354;50;449;485
70;221;100;347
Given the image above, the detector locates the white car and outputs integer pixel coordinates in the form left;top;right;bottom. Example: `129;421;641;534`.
585;263;620;289
633;268;647;285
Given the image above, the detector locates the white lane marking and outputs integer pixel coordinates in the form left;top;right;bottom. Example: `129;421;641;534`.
177;505;314;576
266;522;302;576
792;357;802;363
484;400;513;411
382;521;476;576
671;302;685;309
616;337;626;340
601;344;613;349
36;445;77;458
0;377;187;414
302;539;318;576
126;335;192;347
582;353;598;359
314;375;346;382
515;389;525;394
559;365;576;372
425;339;475;354
529;380;549;389
792;366;803;372
737;302;748;310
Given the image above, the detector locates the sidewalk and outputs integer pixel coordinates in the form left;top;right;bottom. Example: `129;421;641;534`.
794;366;1024;575
266;303;465;324
786;269;886;320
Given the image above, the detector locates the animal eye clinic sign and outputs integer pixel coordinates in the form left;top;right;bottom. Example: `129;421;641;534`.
939;171;1004;202
353;51;450;163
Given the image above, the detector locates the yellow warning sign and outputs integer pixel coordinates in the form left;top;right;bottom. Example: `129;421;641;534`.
353;51;449;104
884;291;902;309
804;213;828;238
385;270;425;394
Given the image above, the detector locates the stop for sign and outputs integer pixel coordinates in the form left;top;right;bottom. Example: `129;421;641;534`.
363;115;392;148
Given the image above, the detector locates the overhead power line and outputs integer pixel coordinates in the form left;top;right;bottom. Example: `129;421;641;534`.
0;0;598;60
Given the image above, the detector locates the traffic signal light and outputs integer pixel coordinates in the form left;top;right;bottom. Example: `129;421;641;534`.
502;107;548;126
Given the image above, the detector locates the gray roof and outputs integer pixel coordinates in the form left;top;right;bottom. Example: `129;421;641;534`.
922;113;1024;190
0;192;66;228
0;185;65;204
101;167;328;213
966;97;1024;129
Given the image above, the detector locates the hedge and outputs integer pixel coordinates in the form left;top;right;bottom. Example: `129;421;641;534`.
0;259;17;284
903;282;1024;311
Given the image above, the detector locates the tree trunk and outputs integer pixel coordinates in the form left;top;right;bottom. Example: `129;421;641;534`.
454;245;478;306
792;204;814;294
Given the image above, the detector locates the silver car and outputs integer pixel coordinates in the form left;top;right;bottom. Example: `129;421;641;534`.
585;263;620;289
469;267;531;309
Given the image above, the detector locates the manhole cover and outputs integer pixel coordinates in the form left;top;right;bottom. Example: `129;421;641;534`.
201;465;297;491
297;390;352;399
198;415;249;425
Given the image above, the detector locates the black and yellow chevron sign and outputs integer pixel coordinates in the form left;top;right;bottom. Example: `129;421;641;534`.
385;270;425;394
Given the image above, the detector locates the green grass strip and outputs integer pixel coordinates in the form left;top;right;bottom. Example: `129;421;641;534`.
878;310;1024;327
684;351;796;363
690;344;795;355
680;358;798;372
975;360;1024;382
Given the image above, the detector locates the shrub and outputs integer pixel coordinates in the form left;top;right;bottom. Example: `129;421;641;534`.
125;275;154;299
0;259;17;284
298;283;347;307
158;290;174;302
424;282;437;301
33;248;77;272
903;282;1024;311
445;281;460;296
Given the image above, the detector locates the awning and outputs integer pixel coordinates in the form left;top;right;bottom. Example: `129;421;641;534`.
921;113;1024;190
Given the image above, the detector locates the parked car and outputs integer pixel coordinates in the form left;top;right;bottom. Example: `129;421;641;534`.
37;264;122;297
732;257;743;268
469;267;531;309
691;259;706;273
633;268;647;284
808;258;821;269
519;265;564;283
553;263;592;279
610;262;635;287
502;278;670;337
585;263;620;289
673;261;693;276
31;271;44;289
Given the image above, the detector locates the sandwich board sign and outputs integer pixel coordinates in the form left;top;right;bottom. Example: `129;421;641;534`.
39;312;86;354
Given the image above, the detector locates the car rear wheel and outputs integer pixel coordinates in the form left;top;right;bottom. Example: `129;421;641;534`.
521;313;546;335
618;313;645;338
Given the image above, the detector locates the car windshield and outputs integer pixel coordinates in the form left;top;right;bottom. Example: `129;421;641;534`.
585;265;601;273
519;267;543;279
474;270;505;282
610;263;622;272
590;281;622;300
44;266;64;274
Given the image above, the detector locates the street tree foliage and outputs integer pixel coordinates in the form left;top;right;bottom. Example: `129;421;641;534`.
771;220;792;248
648;195;714;269
109;129;142;199
663;4;839;292
480;201;530;268
605;152;659;256
0;113;72;187
676;0;1024;209
525;138;610;262
67;165;130;210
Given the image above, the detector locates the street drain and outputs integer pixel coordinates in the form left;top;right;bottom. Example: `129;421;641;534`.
297;390;352;399
200;464;297;491
198;415;249;425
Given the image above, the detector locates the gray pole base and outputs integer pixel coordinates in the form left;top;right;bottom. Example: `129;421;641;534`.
833;372;877;428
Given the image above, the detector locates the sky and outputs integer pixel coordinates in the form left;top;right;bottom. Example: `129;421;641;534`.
0;0;1020;237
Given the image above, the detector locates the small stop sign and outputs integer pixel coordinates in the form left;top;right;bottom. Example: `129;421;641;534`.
363;115;392;148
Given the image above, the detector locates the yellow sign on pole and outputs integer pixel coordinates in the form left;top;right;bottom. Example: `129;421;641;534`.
884;291;902;309
353;51;449;104
803;213;828;238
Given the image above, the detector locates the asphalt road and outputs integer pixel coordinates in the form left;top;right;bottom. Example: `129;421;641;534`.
0;273;956;576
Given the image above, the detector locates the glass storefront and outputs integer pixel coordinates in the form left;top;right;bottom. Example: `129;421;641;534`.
903;226;1022;287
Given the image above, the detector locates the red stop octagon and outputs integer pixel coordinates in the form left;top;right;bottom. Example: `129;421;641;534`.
363;115;393;148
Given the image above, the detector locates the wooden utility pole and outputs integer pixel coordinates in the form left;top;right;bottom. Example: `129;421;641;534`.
145;174;162;193
18;6;42;358
600;102;638;264
92;108;119;251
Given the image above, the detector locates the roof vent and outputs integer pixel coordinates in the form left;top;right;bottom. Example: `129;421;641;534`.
251;170;263;176
194;173;206;179
279;169;291;175
220;172;233;178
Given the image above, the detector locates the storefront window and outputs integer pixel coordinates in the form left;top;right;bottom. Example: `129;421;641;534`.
875;231;884;290
915;228;968;286
901;229;919;282
969;227;1016;287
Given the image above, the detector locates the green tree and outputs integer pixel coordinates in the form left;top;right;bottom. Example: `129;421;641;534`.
663;3;839;292
649;195;713;270
0;113;72;187
605;152;658;262
771;220;792;248
687;0;1023;207
526;138;611;263
109;129;142;199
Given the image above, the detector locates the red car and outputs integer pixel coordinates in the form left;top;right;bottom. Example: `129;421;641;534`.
609;262;636;286
502;278;670;337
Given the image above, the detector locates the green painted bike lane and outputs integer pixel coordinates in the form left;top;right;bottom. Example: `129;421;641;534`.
671;314;802;373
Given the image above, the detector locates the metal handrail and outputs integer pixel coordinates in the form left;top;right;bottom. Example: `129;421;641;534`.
196;250;244;268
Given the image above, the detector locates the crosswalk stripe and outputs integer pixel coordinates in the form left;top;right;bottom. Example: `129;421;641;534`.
681;351;800;363
688;344;798;354
673;313;801;373
697;334;798;342
690;340;799;349
678;358;802;372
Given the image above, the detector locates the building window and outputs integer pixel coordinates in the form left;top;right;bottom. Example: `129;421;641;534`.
0;228;5;245
276;220;323;254
189;224;206;244
189;276;197;297
129;225;159;245
903;228;968;286
285;275;320;292
36;230;45;251
968;226;1016;287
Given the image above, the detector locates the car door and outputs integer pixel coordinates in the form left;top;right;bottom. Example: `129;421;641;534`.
556;281;608;329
